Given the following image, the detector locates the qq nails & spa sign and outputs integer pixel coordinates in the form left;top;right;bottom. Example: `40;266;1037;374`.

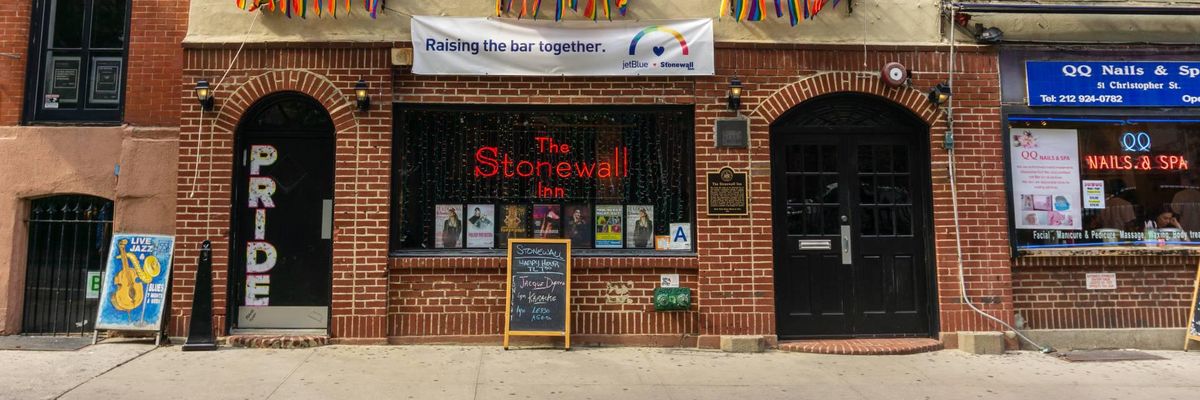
1027;61;1200;107
1011;129;1083;233
411;16;714;76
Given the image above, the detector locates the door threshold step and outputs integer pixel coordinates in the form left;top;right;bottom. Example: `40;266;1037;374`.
227;330;330;349
778;338;942;355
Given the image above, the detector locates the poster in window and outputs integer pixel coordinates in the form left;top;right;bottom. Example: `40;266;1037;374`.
1010;129;1082;230
466;204;495;248
498;204;529;247
626;205;655;249
563;204;593;249
434;204;464;249
48;56;80;105
594;205;623;248
533;204;562;239
89;57;122;104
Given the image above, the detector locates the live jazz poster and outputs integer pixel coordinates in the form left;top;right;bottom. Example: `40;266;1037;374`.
95;234;175;331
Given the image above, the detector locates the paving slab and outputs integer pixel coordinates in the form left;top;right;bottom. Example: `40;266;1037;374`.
60;346;314;400
0;339;154;400
26;345;1200;400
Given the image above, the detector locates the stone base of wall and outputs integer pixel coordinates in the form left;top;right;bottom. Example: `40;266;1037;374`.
1017;328;1186;351
388;334;700;348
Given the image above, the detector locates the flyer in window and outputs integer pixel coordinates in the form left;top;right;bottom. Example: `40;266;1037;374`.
533;204;562;239
465;204;495;248
563;204;593;249
594;205;623;248
626;205;655;249
434;204;464;248
1010;129;1082;230
498;204;529;247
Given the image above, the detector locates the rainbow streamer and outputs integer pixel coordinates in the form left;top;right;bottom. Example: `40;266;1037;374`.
617;0;628;16
300;0;308;18
531;0;543;19
583;0;595;21
785;0;799;25
236;0;246;10
774;0;782;17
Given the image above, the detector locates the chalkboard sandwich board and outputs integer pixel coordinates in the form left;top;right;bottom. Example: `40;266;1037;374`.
504;238;572;350
1186;260;1200;351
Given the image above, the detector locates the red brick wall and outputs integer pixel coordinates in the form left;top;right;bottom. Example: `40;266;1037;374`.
0;1;31;125
389;257;699;340
173;47;393;339
175;43;1012;343
125;0;188;126
1013;255;1195;329
389;44;1011;341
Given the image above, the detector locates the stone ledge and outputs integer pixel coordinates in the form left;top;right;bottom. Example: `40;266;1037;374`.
779;338;943;355
227;335;329;349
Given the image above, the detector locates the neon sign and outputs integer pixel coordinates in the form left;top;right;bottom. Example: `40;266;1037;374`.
474;136;630;198
1084;154;1189;171
1120;131;1151;152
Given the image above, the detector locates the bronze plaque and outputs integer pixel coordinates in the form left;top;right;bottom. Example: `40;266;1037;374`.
707;167;748;216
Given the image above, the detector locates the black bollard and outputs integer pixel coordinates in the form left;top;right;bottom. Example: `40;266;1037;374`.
182;240;217;351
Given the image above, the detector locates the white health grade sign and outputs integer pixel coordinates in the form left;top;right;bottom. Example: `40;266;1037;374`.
411;16;714;76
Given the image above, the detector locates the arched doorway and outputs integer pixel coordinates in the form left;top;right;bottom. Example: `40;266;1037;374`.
770;93;936;338
22;195;112;335
231;93;335;331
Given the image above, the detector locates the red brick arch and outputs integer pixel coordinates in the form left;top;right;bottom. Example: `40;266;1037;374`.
214;70;360;134
751;71;942;127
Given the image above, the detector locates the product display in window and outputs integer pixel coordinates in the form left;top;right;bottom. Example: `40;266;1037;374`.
1009;119;1200;249
391;106;694;253
466;204;496;248
434;204;464;249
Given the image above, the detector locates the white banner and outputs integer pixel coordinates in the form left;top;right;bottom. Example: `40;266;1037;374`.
411;16;714;76
1011;128;1083;230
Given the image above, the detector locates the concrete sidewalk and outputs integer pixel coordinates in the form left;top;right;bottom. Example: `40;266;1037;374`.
8;343;1200;400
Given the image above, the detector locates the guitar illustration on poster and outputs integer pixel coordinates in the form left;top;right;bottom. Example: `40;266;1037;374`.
94;234;175;343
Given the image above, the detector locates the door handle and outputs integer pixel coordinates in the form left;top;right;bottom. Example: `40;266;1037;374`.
840;225;851;265
320;199;333;240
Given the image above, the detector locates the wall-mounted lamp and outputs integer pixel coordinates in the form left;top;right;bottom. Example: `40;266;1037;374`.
928;83;952;106
354;79;370;112
727;77;743;112
194;80;213;112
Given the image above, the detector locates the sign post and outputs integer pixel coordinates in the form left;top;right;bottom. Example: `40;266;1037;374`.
504;239;571;350
93;234;175;346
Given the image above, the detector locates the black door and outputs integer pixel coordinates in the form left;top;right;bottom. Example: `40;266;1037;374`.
232;94;335;330
772;94;934;339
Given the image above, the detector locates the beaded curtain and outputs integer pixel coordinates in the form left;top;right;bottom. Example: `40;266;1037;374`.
391;107;694;251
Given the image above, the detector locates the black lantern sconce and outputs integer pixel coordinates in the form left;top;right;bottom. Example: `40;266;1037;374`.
927;82;952;106
354;79;370;112
194;80;214;112
727;77;743;112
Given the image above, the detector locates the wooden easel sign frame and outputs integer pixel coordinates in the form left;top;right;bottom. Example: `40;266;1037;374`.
504;238;572;351
1185;260;1200;351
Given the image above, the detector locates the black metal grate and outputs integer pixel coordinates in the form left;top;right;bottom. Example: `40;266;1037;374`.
21;195;113;336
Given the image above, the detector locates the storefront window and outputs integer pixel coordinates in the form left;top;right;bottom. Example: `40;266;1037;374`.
391;105;695;254
1008;118;1200;249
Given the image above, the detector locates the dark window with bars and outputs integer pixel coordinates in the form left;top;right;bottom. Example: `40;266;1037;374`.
391;105;695;254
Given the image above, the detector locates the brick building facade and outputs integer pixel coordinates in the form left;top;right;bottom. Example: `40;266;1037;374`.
0;0;184;335
170;32;1012;347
